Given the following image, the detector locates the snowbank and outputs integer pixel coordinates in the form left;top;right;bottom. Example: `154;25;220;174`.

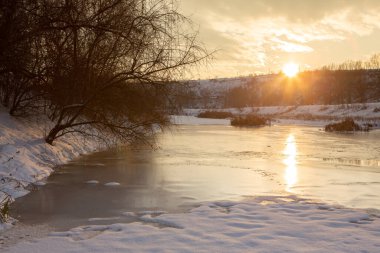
5;195;380;253
0;107;100;205
184;102;380;124
170;115;230;125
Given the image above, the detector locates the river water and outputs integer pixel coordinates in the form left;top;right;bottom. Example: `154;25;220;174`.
10;123;380;230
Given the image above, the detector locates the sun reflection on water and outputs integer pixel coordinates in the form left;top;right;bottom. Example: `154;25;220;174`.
283;134;298;192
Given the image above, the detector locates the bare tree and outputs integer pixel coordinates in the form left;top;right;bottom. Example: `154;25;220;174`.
30;0;208;144
0;0;45;116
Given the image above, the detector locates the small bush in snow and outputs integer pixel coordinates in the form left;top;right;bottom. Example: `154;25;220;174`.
231;114;270;127
0;196;11;222
197;111;234;119
325;118;368;132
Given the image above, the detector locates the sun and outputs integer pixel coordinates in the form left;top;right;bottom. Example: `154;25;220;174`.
282;63;299;78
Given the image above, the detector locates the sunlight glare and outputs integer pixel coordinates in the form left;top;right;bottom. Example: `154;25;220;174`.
282;63;299;78
283;134;298;191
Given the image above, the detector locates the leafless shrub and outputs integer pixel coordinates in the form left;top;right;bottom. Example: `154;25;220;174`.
231;114;270;127
198;111;233;119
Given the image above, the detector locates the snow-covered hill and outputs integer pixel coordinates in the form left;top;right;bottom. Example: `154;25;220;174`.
190;74;275;91
185;71;380;109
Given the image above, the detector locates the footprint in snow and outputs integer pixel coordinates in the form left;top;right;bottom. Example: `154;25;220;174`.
104;182;121;186
86;180;99;184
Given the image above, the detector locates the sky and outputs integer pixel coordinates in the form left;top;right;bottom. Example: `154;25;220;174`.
179;0;380;79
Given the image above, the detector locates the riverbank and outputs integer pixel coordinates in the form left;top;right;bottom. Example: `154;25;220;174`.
0;108;101;229
184;102;380;126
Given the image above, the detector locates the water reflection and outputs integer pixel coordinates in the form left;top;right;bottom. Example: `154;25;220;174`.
322;157;380;167
283;134;298;191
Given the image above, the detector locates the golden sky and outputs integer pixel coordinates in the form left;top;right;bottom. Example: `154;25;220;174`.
179;0;380;79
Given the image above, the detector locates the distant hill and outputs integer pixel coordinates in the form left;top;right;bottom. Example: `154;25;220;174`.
173;70;380;109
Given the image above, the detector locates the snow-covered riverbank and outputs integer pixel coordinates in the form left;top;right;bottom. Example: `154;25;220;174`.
184;102;380;123
0;108;100;229
4;195;380;253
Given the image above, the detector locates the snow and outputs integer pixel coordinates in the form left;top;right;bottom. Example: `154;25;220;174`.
88;217;121;222
171;115;230;125
137;211;167;216
184;102;380;127
4;195;380;253
104;182;121;187
0;106;100;208
85;180;99;184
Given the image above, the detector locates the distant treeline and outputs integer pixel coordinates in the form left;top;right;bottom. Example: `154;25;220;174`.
321;54;380;71
224;69;380;107
0;0;206;144
172;54;380;109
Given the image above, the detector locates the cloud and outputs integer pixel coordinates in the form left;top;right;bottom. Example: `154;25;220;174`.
181;0;380;23
179;0;380;78
271;38;314;53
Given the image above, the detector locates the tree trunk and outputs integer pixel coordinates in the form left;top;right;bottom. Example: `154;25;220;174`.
45;125;63;145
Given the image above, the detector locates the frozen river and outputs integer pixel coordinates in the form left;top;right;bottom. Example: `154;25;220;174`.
11;122;380;230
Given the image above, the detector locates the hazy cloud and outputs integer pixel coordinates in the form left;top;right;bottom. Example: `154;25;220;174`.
179;0;380;78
